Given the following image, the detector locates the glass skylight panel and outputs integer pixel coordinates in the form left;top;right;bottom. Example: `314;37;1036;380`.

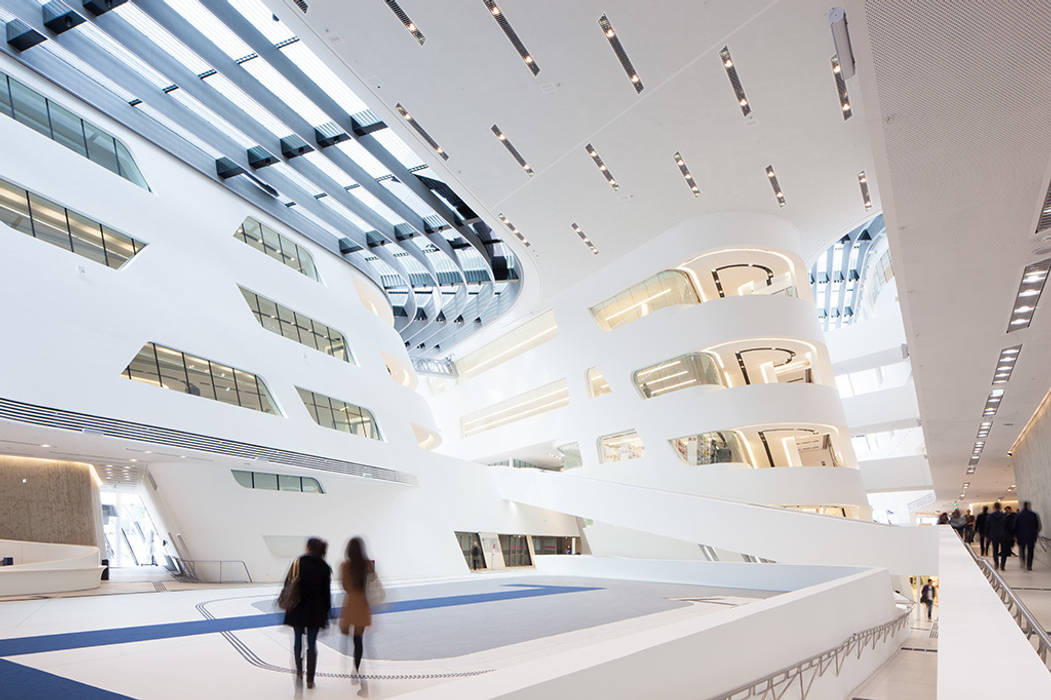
168;88;255;147
115;3;212;76
239;57;329;125
381;179;438;219
303;151;358;189
318;196;371;232
39;42;138;103
201;72;291;138
270;161;322;199
134;101;222;157
229;0;297;44
78;23;173;89
337;140;390;179
348;187;403;225
277;41;369;116
374;129;426;169
163;0;254;59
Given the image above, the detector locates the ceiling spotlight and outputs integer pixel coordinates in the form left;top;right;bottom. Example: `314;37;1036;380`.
40;443;50;448
599;15;643;93
720;47;751;116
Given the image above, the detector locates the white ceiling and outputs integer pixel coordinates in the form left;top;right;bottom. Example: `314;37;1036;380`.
849;0;1051;506
277;0;881;316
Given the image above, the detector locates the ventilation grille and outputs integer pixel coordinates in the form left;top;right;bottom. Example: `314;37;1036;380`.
292;0;308;13
0;397;416;485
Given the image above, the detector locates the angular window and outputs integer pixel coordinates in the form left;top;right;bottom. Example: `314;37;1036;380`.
239;287;352;363
633;353;723;398
297;387;381;440
455;311;557;379
499;534;532;567
0;70;148;189
234;216;320;282
461;379;569;438
586;367;612;397
670;431;748;466
0;176;146;268
597;429;645;463
122;342;279;415
591;270;699;331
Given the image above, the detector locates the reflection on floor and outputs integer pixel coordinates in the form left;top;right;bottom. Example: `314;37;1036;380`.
850;604;937;700
0;572;775;699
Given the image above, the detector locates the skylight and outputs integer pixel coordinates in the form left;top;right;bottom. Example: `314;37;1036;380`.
229;0;296;44
163;0;254;60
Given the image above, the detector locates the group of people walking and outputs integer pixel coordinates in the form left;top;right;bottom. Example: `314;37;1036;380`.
972;502;1043;571
279;536;379;691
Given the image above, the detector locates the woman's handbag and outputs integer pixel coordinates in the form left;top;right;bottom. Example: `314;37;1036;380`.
365;571;386;606
277;558;301;611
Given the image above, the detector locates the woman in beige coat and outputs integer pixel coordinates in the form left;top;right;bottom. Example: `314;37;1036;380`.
340;537;373;674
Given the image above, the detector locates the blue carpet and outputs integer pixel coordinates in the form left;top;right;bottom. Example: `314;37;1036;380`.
0;658;134;698
0;583;600;657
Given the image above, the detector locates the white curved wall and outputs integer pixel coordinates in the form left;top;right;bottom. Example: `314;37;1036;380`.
0;539;102;595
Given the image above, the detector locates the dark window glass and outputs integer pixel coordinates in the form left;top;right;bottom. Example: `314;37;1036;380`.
155;345;188;393
0;179;33;236
113;139;149;189
46;102;87;157
278;474;301;491
184;354;216;400
9;78;51;137
27;192;71;250
83;122;120;174
210;361;239;405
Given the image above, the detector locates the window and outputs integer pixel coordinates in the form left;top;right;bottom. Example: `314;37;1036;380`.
633;353;723;398
460;379;569;437
122;342;279;414
455;531;486;570
590;270;699;331
0;176;146;268
670;431;748;466
499;534;532;567
231;469;324;493
454;311;557;379
234;216;319;281
296;387;381;440
532;536;581;555
586;367;612;397
239;287;352;362
598;430;645;463
0;71;149;189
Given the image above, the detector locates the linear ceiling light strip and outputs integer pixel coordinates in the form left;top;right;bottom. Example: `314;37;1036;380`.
674;151;700;196
585;143;619;190
598;14;642;93
719;47;750;116
857;171;871;210
483;0;538;75
384;0;424;44
497;213;531;247
1036;177;1051;233
570;222;599;255
394;103;448;160
831;55;851;119
491;124;533;175
1007;257;1050;331
765;165;786;207
991;344;1022;385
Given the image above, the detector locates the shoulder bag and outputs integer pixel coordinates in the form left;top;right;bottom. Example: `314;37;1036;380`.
277;557;301;611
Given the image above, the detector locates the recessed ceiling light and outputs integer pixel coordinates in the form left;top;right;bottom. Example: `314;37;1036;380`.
719;47;751;116
765;165;786;207
40;443;50;447
394;103;449;161
484;1;539;75
491;125;534;176
570;222;599;255
497;213;531;248
599;15;643;94
674;152;700;197
832;55;852;119
384;0;425;44
586;144;619;191
857;171;872;209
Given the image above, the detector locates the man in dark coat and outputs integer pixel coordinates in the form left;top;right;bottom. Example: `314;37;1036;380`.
986;502;1009;570
283;538;332;688
1015;501;1042;571
976;506;990;556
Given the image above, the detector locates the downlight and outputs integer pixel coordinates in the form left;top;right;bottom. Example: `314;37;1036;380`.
385;0;425;44
765;165;786;207
831;55;852;119
674;152;700;196
857;171;872;209
497;213;531;248
586;143;619;190
570;223;600;255
483;1;539;75
599;15;643;94
491;125;533;176
719;47;751;117
394;104;448;160
1007;258;1050;331
991;345;1022;384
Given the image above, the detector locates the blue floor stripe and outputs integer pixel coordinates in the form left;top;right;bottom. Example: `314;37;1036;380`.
0;583;600;658
0;658;134;699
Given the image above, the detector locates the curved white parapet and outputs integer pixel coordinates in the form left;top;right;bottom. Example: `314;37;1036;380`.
492;468;937;576
0;539;103;596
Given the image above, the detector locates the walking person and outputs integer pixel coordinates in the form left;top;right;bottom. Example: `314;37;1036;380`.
281;537;332;689
1015;502;1042;571
964;510;975;543
987;502;1009;570
977;506;990;556
340;536;379;688
1005;506;1018;557
949;508;966;538
920;579;936;620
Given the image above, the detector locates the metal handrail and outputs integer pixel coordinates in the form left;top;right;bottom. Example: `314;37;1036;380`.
175;558;252;584
963;541;1051;666
708;606;911;700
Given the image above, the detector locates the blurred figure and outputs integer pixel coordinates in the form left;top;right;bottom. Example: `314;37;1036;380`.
920;579;936;620
340;537;374;682
977;506;990;556
949;508;966;538
1015;502;1042;571
937;512;949;525
1005;506;1017;557
964;510;975;543
283;537;331;689
987;502;1009;570
471;542;482;570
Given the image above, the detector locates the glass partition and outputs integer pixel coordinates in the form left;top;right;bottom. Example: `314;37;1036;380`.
590;270;699;331
499;534;532;567
670;431;748;466
633;353;722;398
239;287;351;362
297;387;381;440
598;429;645;463
231;469;324;493
234;216;320;281
586;367;612;397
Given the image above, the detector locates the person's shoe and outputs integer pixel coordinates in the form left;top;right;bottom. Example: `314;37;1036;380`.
306;649;317;689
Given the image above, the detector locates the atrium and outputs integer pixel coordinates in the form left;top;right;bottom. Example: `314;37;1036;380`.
0;1;1050;698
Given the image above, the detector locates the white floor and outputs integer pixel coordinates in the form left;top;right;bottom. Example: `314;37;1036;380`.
850;604;937;699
